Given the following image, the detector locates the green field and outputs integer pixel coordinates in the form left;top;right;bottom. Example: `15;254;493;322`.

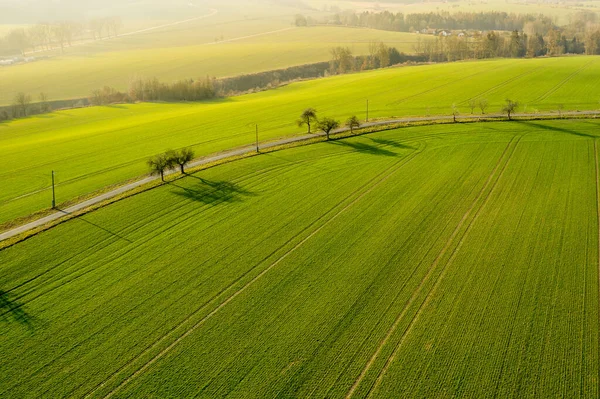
2;56;600;226
0;26;423;105
1;119;598;397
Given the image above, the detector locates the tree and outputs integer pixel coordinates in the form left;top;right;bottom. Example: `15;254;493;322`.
502;99;519;120
39;92;51;113
451;104;459;123
168;148;195;174
468;99;477;114
346;115;360;133
294;14;308;26
14;92;31;117
147;154;171;181
6;28;30;55
297;108;318;134
557;103;564;118
318;117;340;140
478;98;489;114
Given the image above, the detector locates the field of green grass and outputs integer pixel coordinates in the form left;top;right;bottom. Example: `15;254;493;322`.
0;26;423;105
2;56;600;226
1;119;598;397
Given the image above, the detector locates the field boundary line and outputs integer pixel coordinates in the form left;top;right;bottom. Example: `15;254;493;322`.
364;136;521;398
345;136;520;399
84;149;422;399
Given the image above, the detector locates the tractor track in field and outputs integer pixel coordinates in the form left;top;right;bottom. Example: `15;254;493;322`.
82;147;423;399
533;60;595;104
459;66;544;106
365;135;522;397
346;135;522;399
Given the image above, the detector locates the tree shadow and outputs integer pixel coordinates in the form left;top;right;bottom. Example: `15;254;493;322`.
517;121;598;139
329;140;398;157
57;210;132;243
369;137;415;149
0;290;37;332
170;178;254;205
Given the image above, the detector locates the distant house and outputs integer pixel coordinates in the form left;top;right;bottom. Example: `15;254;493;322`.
439;30;452;37
457;32;466;38
0;59;15;66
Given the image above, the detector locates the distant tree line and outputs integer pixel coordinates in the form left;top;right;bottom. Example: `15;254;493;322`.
322;10;556;33
0;17;123;56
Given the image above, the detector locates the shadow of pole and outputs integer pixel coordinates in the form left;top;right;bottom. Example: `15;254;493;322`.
0;290;37;332
56;210;132;243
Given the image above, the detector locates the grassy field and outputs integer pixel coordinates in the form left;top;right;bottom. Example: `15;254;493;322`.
2;56;600;225
0;119;598;397
0;26;424;105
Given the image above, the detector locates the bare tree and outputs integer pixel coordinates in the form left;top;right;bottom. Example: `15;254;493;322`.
168;148;195;174
14;92;32;117
478;98;489;114
318;117;340;140
452;104;459;123
502;99;519;120
147;154;171;181
346;115;360;133
6;28;30;55
297;108;318;134
39;92;51;113
468;99;477;114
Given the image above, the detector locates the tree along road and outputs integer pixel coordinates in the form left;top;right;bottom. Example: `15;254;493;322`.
0;110;598;243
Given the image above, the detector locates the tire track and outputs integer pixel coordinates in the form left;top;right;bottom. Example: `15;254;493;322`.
533;60;595;103
459;66;544;106
345;136;521;399
364;136;521;398
83;148;422;399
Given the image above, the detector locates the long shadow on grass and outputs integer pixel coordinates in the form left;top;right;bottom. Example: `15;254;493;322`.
0;290;37;332
517;120;599;139
57;210;133;243
369;137;415;150
170;177;254;205
329;139;398;157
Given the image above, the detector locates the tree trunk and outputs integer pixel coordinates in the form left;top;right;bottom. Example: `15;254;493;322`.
326;131;330;140
160;171;164;181
180;164;184;174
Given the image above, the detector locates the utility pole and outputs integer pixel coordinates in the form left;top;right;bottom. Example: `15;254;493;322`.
51;170;56;209
255;124;259;153
366;99;369;122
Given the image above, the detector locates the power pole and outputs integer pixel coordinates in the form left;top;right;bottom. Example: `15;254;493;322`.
366;99;369;122
255;124;259;153
51;170;56;209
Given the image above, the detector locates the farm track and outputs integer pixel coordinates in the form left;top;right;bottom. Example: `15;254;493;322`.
3;112;599;245
346;135;522;398
83;146;423;399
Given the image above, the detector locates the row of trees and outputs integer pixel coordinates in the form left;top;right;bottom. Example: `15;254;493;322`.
299;10;556;34
414;28;600;62
297;108;361;139
147;148;195;181
90;77;217;105
0;17;122;55
0;92;51;121
330;42;423;75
